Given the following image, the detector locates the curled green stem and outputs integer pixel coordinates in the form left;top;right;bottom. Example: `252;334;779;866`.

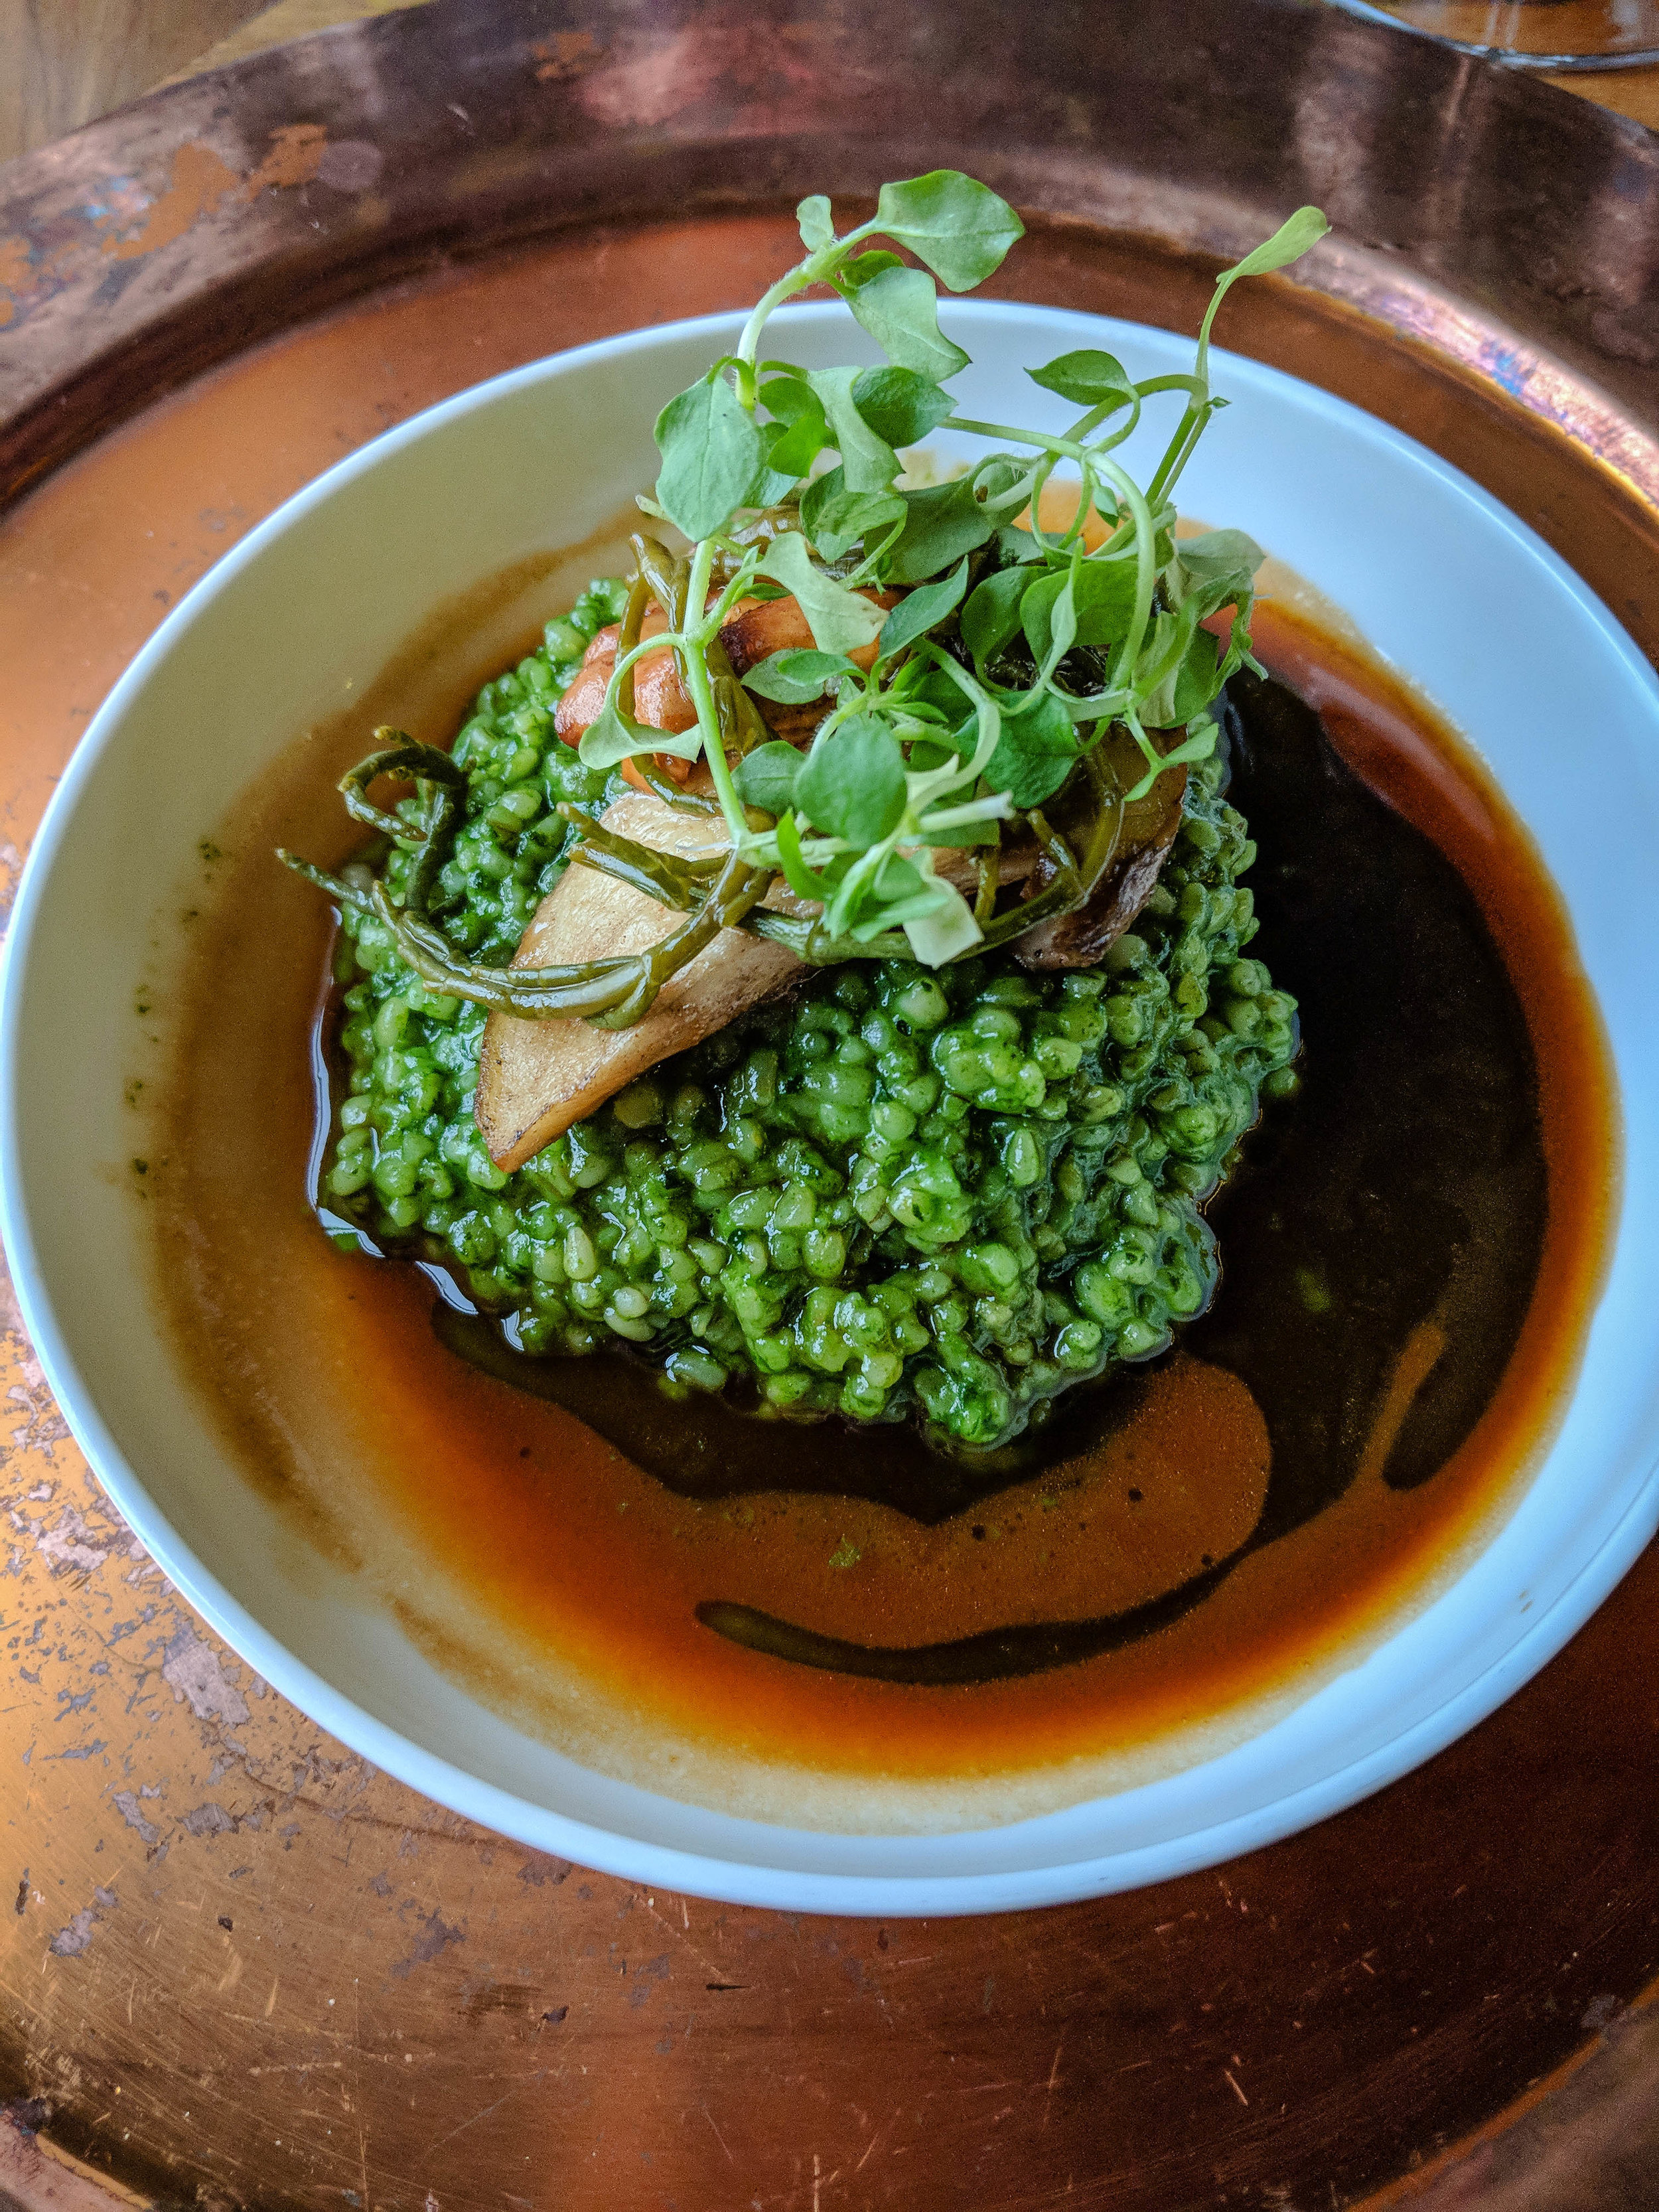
561;805;719;909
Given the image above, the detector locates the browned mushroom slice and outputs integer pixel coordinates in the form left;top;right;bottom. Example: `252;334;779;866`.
1015;731;1188;970
552;590;897;749
474;796;804;1173
930;840;1041;899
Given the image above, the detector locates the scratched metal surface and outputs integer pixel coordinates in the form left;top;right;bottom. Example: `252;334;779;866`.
1;2;1659;2204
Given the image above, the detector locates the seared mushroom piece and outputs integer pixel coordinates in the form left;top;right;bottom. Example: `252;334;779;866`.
474;794;1039;1172
553;590;895;751
474;795;804;1172
475;728;1189;1169
1016;731;1187;969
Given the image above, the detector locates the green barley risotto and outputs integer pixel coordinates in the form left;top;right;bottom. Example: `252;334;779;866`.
291;171;1323;1452
319;579;1298;1451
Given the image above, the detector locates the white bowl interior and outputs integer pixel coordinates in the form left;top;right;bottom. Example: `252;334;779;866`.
5;301;1659;1913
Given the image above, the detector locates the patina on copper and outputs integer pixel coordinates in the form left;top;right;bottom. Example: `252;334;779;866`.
1;1;1658;2205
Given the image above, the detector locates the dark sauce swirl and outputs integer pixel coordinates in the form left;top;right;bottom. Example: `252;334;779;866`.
436;669;1546;1684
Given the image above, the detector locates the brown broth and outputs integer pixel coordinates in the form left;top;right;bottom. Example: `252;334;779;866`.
149;578;1616;1793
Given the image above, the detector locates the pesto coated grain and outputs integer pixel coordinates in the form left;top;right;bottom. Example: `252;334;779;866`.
321;581;1297;1449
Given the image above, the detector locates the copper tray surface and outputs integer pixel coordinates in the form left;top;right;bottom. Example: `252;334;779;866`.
1;1;1658;2203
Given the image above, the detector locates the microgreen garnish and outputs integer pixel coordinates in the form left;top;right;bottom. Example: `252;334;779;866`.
287;174;1328;1023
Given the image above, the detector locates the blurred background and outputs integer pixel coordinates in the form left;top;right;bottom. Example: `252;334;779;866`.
1;0;405;165
2;0;1655;164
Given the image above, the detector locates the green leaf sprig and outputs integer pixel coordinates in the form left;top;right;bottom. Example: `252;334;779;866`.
287;178;1329;1023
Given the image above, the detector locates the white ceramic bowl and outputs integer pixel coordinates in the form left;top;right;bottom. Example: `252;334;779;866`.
4;301;1658;1915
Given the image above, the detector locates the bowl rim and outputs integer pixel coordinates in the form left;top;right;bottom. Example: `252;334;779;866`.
3;298;1656;1916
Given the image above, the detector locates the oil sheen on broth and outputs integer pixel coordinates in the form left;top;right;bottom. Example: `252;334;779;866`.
150;577;1613;1793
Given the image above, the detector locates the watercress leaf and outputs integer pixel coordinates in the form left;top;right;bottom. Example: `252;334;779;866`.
743;423;806;506
1020;571;1067;666
799;462;845;542
875;851;926;901
961;564;1037;667
757;381;830;480
1148;715;1221;779
733;741;804;814
1021;553;1139;661
1135;609;1181;725
845;266;971;382
985;689;1081;808
653;375;763;543
747;464;802;508
851;364;956;448
796;192;834;252
806;366;901;494
875;171;1025;293
994;523;1041;567
839;249;905;291
760;372;820;427
743;648;861;704
1025;349;1135;406
1170;626;1222;724
877;555;969;659
1048;573;1078;666
812;500;906;565
904;664;982;731
1227;204;1329;283
775;810;833;902
796;713;907;846
757;532;886;653
887;476;997;583
1075;553;1141;645
1175;525;1264;582
1169;527;1263;617
575;699;637;771
800;467;907;562
1198;208;1329;377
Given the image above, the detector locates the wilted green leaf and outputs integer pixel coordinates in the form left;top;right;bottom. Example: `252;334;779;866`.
1170;528;1263;617
902;872;983;966
796;192;834;252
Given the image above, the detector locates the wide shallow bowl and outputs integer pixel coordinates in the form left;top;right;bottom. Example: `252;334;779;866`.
3;299;1657;1915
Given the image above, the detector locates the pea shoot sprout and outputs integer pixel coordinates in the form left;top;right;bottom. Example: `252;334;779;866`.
285;174;1327;1026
